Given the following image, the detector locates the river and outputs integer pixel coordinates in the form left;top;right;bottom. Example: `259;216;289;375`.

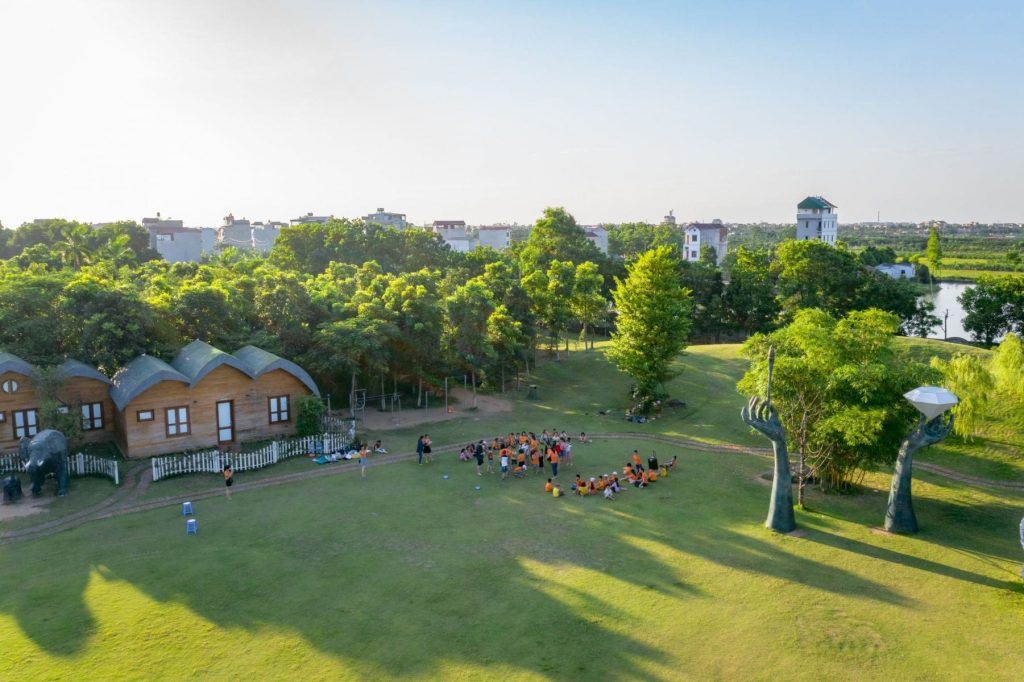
920;281;973;341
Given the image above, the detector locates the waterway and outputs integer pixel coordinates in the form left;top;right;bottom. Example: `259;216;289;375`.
921;281;972;341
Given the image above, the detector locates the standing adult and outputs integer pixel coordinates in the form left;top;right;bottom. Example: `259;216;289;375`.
423;434;433;464
223;463;233;500
548;446;559;479
416;435;425;465
474;440;485;476
359;445;368;478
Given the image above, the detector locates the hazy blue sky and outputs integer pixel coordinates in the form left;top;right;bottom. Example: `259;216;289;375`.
1;0;1021;227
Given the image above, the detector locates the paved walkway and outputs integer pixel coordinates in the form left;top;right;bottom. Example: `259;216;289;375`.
2;432;1021;546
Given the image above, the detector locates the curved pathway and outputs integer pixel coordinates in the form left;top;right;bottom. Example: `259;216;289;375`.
2;431;1021;546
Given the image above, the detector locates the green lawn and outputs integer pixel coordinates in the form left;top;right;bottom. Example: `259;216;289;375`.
2;343;1023;680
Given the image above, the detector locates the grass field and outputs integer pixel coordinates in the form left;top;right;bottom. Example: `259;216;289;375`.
2;342;1023;681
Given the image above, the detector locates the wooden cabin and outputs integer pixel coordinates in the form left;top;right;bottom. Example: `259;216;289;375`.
0;352;42;452
111;342;320;458
0;353;117;451
55;359;116;445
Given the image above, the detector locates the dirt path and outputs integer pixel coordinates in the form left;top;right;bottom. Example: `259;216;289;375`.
357;387;513;431
3;431;1020;546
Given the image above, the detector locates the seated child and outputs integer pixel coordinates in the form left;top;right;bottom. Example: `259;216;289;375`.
603;485;614;500
513;464;527;478
647;469;657;483
587;478;598;495
666;455;679;470
373;440;387;454
552;483;563;497
579;431;588;443
544;478;553;493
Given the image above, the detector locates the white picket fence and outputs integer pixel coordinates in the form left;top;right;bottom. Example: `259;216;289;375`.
0;451;119;485
151;432;356;482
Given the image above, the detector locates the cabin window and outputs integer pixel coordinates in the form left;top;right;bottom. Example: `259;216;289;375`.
0;411;5;424
13;409;39;439
137;410;154;422
81;402;104;430
165;406;190;437
2;379;19;394
268;395;290;423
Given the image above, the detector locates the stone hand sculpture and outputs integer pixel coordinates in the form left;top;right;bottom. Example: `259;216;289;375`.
25;430;70;497
884;414;954;534
741;396;796;533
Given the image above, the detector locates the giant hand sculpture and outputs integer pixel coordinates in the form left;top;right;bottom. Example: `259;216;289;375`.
884;414;954;534
741;396;796;533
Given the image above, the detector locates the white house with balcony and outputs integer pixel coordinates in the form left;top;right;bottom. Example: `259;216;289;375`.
796;196;838;244
683;221;728;266
582;226;609;254
363;208;408;230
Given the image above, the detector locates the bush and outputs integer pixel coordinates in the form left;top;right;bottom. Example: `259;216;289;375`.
295;395;325;437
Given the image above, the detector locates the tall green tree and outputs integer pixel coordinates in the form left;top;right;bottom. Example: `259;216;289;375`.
925;226;943;288
570;261;606;350
739;308;937;493
929;353;993;440
990;332;1024;401
444;280;496;407
522;260;576;358
519;207;603;271
608;247;692;412
722;247;779;336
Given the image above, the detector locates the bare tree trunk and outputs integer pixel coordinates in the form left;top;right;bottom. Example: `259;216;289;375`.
798;411;808;508
471;371;478;409
417;376;422;407
501;365;505;393
380;372;386;410
349;373;357;418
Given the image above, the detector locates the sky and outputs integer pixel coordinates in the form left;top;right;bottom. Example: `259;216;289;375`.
0;0;1022;228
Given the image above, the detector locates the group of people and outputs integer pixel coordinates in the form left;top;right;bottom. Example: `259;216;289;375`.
456;429;590;480
544;450;679;501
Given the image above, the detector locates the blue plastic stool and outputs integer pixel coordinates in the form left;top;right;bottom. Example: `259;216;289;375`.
182;501;194;516
186;518;198;535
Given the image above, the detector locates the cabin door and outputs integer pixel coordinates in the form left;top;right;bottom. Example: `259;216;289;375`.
216;401;234;443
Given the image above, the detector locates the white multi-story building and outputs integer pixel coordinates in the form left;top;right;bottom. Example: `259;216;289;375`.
363;207;408;230
796;196;838;244
683;221;728;266
582;225;609;254
478;225;512;251
251;222;285;252
431;220;476;252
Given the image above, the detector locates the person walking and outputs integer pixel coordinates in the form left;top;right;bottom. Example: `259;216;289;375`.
223;463;233;500
423;434;432;464
359;445;368;478
416;435;425;465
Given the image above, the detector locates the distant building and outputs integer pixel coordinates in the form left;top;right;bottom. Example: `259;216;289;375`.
363;208;408;230
431;220;466;232
796;196;838;244
582;225;609;255
876;263;916;279
661;210;677;227
683;221;728;266
218;214;253;250
478;225;512;251
251;222;285;252
152;227;203;263
290;212;333;226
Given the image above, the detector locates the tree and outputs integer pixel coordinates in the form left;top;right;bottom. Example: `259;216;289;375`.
679;260;727;341
739;308;937;492
991;332;1024;402
960;276;1024;344
519;207;603;271
929;353;993;440
722;247;779;336
773;240;865;318
570;261;606;350
925;226;943;288
608;247;692;412
858;246;898;267
522;260;575;358
444;280;496;408
901;298;941;338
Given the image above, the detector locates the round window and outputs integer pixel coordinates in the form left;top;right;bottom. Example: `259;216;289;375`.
1;379;18;394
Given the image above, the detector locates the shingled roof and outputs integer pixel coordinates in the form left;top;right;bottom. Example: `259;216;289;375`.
171;340;256;387
110;355;190;411
234;345;320;398
797;196;837;210
56;358;112;385
0;352;37;379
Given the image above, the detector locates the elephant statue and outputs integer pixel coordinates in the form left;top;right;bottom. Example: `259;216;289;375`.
2;474;22;503
24;430;70;497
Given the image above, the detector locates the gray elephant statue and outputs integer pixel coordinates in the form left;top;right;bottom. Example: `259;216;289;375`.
24;430;70;497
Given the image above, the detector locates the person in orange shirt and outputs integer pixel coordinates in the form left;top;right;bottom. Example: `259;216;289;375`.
588;478;597;495
632;450;643;469
517;450;527;469
648;468;657;483
548;447;559;478
544;478;553;493
223;464;233;499
530;449;541;472
573;474;584;492
623;463;634;478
